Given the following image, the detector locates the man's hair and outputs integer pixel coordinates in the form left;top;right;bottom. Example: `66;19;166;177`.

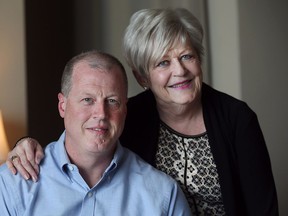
61;50;128;96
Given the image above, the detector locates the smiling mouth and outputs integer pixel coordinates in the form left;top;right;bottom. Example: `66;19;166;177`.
88;127;108;134
91;128;104;131
169;80;192;88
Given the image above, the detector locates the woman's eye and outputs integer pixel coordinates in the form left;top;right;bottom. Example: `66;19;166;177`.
181;54;193;60
157;60;169;67
181;53;198;62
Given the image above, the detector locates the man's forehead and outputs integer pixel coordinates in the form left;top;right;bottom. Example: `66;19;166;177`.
71;60;127;95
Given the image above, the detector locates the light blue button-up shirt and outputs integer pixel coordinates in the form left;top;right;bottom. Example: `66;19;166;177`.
0;132;191;216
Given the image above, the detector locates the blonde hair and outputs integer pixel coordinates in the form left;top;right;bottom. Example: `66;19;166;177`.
61;50;128;96
123;8;204;77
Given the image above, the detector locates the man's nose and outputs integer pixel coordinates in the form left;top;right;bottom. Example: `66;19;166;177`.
92;102;106;119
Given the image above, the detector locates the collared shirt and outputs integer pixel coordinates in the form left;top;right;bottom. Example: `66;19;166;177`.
0;132;191;216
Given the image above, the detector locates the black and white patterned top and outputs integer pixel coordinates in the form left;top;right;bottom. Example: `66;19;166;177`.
155;121;225;216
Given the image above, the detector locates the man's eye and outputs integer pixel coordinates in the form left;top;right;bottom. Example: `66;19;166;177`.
107;99;118;104
82;98;94;104
107;99;120;109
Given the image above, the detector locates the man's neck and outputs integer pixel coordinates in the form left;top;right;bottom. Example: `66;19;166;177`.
78;155;113;188
66;144;115;188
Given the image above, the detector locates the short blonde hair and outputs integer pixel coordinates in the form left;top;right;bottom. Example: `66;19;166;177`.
123;8;204;77
61;50;128;96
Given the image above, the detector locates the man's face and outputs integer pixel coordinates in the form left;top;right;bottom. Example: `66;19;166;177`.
58;61;127;159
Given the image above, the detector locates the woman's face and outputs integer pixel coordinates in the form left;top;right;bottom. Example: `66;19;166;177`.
147;42;203;107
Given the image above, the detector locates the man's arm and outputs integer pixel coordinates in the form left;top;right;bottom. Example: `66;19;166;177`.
168;182;192;216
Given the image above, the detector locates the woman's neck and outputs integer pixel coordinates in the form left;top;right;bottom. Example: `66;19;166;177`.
157;98;205;136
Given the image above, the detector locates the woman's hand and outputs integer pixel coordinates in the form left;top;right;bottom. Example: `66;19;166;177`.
6;137;44;182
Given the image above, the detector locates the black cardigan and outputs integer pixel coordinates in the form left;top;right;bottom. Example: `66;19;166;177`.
120;83;278;216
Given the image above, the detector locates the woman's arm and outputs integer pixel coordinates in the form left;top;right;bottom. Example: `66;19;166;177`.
235;107;278;215
6;137;44;182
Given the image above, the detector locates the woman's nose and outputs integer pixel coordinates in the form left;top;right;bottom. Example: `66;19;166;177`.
172;60;186;77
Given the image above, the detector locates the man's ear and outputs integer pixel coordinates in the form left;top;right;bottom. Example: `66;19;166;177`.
58;93;66;118
132;70;149;89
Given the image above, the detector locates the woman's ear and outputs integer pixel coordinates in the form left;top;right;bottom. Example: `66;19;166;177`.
132;70;149;89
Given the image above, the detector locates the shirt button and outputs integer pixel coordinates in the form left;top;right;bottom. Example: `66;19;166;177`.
87;192;93;197
68;165;74;171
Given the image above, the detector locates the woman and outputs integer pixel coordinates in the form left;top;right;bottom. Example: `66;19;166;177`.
7;8;278;215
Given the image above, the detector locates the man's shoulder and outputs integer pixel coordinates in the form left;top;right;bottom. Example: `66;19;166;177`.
0;163;35;196
122;147;175;183
41;141;61;163
0;163;12;179
0;163;24;182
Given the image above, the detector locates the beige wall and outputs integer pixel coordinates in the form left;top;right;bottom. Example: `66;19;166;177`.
208;0;241;99
239;1;288;215
0;0;27;153
208;0;288;215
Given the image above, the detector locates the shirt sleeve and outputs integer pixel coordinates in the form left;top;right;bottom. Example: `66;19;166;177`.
0;167;21;216
166;181;192;216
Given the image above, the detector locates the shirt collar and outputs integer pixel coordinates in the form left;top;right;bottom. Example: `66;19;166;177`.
56;131;125;175
55;132;72;173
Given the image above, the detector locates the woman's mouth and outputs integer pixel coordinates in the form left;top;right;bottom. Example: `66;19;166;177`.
169;79;192;88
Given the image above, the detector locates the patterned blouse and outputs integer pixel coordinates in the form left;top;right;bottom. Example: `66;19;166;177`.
155;121;226;215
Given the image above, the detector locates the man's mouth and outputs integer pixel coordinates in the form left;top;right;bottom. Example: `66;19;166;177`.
88;127;108;134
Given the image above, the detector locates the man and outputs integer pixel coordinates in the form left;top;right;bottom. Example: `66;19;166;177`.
0;51;191;215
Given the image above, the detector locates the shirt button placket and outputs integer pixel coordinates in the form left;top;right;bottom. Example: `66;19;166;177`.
81;191;96;216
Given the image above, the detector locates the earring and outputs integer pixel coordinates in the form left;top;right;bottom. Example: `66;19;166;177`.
143;86;148;90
